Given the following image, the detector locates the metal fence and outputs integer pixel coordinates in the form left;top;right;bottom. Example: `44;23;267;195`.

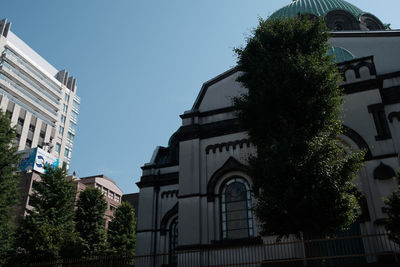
29;257;134;267
30;233;400;267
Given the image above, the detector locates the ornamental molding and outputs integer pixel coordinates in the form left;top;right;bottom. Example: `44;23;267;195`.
205;138;251;155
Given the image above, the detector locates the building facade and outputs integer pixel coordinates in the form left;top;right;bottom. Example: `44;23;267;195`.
135;0;400;266
0;18;80;169
70;174;123;228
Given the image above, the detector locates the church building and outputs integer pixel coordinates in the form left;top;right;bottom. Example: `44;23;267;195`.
135;0;400;265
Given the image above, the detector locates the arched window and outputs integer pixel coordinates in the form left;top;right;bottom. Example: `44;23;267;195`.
221;177;254;239
169;218;178;265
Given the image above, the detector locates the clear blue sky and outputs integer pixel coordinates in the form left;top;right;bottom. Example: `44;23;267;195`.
2;1;399;194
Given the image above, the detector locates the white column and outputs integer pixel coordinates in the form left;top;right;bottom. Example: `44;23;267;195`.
32;119;42;148
10;105;20;127
18;112;32;150
0;95;8;112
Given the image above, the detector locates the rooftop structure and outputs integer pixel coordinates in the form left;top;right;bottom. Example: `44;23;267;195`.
269;0;385;31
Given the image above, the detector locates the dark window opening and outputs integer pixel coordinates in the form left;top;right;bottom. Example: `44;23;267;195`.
32;180;39;191
368;104;391;140
335;22;344;31
25;139;32;148
17;117;24;126
169;218;178;265
221;178;254;240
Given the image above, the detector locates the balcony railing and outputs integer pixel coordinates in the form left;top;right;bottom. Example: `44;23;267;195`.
3;48;62;94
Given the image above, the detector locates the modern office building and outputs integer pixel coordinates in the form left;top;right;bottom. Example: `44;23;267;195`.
0;18;80;169
135;0;400;266
69;173;123;228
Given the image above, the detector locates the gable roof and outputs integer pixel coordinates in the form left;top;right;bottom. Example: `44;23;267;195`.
192;67;238;110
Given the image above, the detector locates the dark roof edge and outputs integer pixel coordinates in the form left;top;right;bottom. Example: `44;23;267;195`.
331;30;400;38
192;67;238;110
79;174;117;186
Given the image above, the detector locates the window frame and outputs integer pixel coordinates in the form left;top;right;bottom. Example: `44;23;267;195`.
220;176;254;240
169;217;178;265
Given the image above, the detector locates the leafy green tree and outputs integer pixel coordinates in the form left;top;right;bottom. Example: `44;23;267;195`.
0;111;21;265
108;202;136;258
384;180;400;245
75;186;108;257
234;17;364;238
17;166;77;262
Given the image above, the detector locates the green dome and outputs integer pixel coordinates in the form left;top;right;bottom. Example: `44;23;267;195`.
328;46;355;63
269;0;364;20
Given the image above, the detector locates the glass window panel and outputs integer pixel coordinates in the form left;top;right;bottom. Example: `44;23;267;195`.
55;143;61;153
221;177;254;240
226;210;248;221
227;229;248;239
227;220;248;231
248;210;253;218
169;219;178;265
226;182;247;202
249;229;254;236
247;200;252;208
226;201;247;211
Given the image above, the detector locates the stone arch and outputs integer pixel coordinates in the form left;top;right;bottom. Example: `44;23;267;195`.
160;203;178;235
325;10;360;31
341;125;372;160
354;61;377;78
207;157;247;202
360;13;385;31
344;68;357;82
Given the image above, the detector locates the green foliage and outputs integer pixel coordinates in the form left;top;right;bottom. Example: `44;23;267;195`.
17;166;77;262
384;178;400;245
75;186;108;257
108;202;136;258
234;17;364;238
0;110;20;265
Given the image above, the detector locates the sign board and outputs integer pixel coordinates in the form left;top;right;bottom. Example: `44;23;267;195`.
18;147;59;174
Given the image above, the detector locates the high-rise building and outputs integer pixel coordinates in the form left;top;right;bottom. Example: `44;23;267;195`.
0;18;80;169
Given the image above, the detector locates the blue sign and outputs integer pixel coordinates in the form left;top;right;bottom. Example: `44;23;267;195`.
18;148;59;173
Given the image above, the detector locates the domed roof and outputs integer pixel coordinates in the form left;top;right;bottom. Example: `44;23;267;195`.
269;0;364;20
328;46;355;63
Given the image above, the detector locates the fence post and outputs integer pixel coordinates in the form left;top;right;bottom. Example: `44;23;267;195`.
301;232;308;266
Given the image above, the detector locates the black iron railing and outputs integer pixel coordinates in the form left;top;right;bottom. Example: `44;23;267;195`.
29;232;400;267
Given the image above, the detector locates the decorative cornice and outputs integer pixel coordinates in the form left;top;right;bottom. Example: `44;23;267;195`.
180;106;235;119
340;77;381;94
161;190;179;199
331;31;400;38
136;172;179;189
205;138;251;155
176;119;243;142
